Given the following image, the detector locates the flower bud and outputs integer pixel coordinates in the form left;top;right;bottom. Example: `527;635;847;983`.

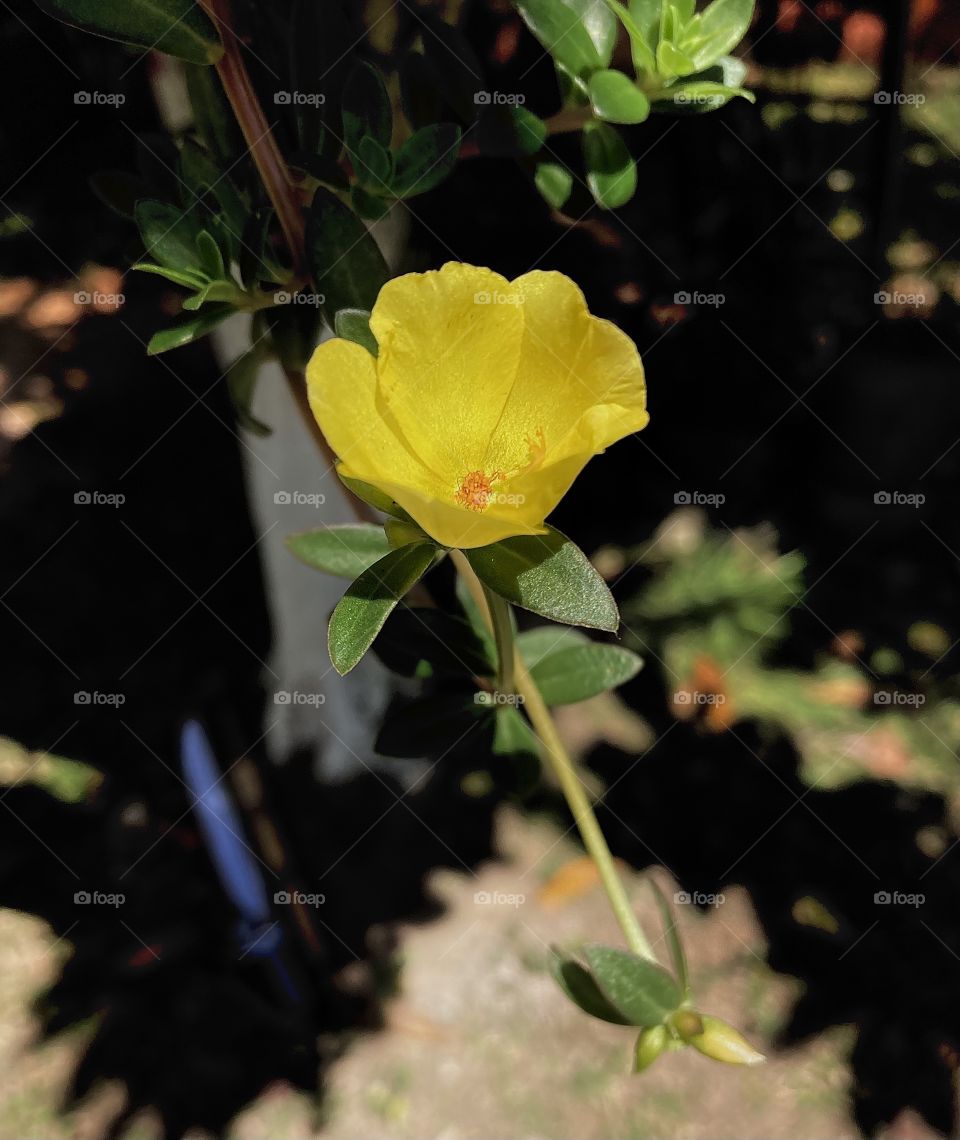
385;519;428;549
633;1024;668;1073
688;1015;765;1066
669;1009;704;1040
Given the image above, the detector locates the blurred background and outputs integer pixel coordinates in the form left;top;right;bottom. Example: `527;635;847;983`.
1;0;959;1136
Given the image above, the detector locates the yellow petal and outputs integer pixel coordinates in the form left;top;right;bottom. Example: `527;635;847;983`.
370;263;525;479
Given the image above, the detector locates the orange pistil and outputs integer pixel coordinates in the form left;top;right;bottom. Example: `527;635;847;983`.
455;469;503;511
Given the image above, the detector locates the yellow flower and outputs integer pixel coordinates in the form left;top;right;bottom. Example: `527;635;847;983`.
306;263;648;549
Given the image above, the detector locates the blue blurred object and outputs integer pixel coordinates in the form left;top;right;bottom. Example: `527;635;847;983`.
180;718;299;1001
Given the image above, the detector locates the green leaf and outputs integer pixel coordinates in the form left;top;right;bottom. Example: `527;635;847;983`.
375;608;493;677
338;474;410;519
353;136;393;190
328;543;437;674
90;170;147;220
530;643;643;705
649;879;690;997
195;230;225;280
517;0;614;79
132;261;208;290
342;60;393;154
584;945;683;1026
135;200;204;275
334;308;378;356
656;38;697;77
605;0;657;74
181;280;241;311
550;953;633;1024
479;105;547;158
634;1024;669;1072
146;304;233;355
588;70;651;123
351;184;391;221
582;121;637;209
465;526;619;632
517;625;589;669
225;343;271;436
392;124;462;198
455;574;497;663
534;161;574;210
287;523;392;578
180;138;248;241
306;187;389;322
653;79;754;112
34;0;222;64
681;0;755;70
375;693;486;757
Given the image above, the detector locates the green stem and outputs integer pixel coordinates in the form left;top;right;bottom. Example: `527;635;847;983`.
483;585;515;698
455;554;656;963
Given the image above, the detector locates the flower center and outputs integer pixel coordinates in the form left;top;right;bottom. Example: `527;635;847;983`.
455;469;502;512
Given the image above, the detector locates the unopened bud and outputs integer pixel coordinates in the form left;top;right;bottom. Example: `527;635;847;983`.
385;519;427;548
688;1015;765;1066
669;1009;704;1040
633;1024;668;1073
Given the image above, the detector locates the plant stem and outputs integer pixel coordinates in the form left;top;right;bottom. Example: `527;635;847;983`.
453;554;656;962
483;585;515;698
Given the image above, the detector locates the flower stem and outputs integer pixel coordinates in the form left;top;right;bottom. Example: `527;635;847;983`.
454;554;656;963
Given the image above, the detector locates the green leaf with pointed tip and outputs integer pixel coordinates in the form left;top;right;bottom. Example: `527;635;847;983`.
287;523;392;578
354;136;393;190
132;262;208;290
649;879;690;997
465;526;619;631
656;38;697;77
605;0;657;74
181;280;241;311
517;625;589;669
653;79;754;112
582;121;637;209
681;0;755;70
342;60;393;155
328;543;437;674
146;304;233;355
135;199;204;274
535;161;574;210
530;643;643;705
34;0;222;64
306;187;389;323
588;70;651;123
517;0;615;78
225;343;271;436
551;953;633;1024
338;474;410;519
334;308;378;356
584;945;682;1026
195;230;225;280
392;124;462;198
